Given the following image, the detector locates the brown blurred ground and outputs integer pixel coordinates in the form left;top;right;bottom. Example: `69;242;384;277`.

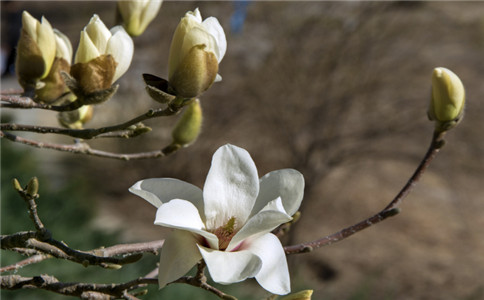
2;1;484;299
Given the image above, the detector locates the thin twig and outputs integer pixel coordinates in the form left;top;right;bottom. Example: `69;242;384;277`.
284;130;445;254
0;254;50;273
0;131;181;160
93;240;165;257
1;105;180;139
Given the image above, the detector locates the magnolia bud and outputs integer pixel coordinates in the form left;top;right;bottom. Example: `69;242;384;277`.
117;0;163;37
171;99;202;146
72;15;133;96
168;8;226;98
169;44;218;98
428;67;465;131
35;30;73;103
279;290;313;300
26;177;39;197
58;104;94;129
16;11;56;92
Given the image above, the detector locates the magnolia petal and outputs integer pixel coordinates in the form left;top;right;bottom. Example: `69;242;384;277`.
155;199;218;249
252;169;305;218
158;230;202;288
85;14;111;53
180;26;218;65
227;197;291;251
198;245;262;284
246;233;291;295
107;26;134;83
139;0;163;32
190;8;203;23
129;178;203;211
54;29;73;62
37;16;56;77
203;144;259;230
74;30;100;64
22;11;38;41
202;17;226;62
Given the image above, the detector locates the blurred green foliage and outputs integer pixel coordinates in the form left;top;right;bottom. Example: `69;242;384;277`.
0;141;162;299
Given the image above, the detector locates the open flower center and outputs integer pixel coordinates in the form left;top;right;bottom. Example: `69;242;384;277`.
213;216;238;250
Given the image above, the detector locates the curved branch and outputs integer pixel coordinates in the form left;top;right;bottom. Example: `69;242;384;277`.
284;130;445;254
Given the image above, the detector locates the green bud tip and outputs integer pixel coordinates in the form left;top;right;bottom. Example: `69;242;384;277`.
26;177;39;197
12;178;23;192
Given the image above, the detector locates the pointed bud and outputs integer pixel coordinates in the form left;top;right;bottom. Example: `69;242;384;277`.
428;67;465;131
12;178;23;192
117;0;163;37
279;290;313;300
168;8;226;98
26;177;39;197
171;99;202;146
16;11;56;91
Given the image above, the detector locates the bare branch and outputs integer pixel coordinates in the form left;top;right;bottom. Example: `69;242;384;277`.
1;103;182;139
284;130;445;254
0;254;50;273
93;240;165;257
0;131;181;160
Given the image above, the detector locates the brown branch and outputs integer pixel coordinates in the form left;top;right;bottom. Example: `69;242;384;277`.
0;104;182;139
1;271;237;299
93;240;165;257
0;131;181;160
0;94;82;112
0;274;157;298
284;130;445;254
0;254;50;273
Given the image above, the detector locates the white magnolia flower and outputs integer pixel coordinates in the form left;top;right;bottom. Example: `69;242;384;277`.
130;144;304;295
167;8;227;98
74;14;134;83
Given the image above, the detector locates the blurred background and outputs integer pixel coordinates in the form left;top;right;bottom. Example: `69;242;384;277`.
1;1;484;299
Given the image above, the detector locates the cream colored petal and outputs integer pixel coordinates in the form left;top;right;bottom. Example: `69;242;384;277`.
54;29;73;62
37;16;56;77
245;233;291;295
74;30;100;63
21;11;38;41
158;230;202;288
106;26;134;82
203;144;259;230
198;245;262;284
85;14;111;53
202;17;226;62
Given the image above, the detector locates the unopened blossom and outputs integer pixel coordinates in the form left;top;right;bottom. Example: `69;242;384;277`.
73;15;134;93
117;0;163;36
168;8;226;98
130;144;304;295
16;11;56;91
429;67;465;125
